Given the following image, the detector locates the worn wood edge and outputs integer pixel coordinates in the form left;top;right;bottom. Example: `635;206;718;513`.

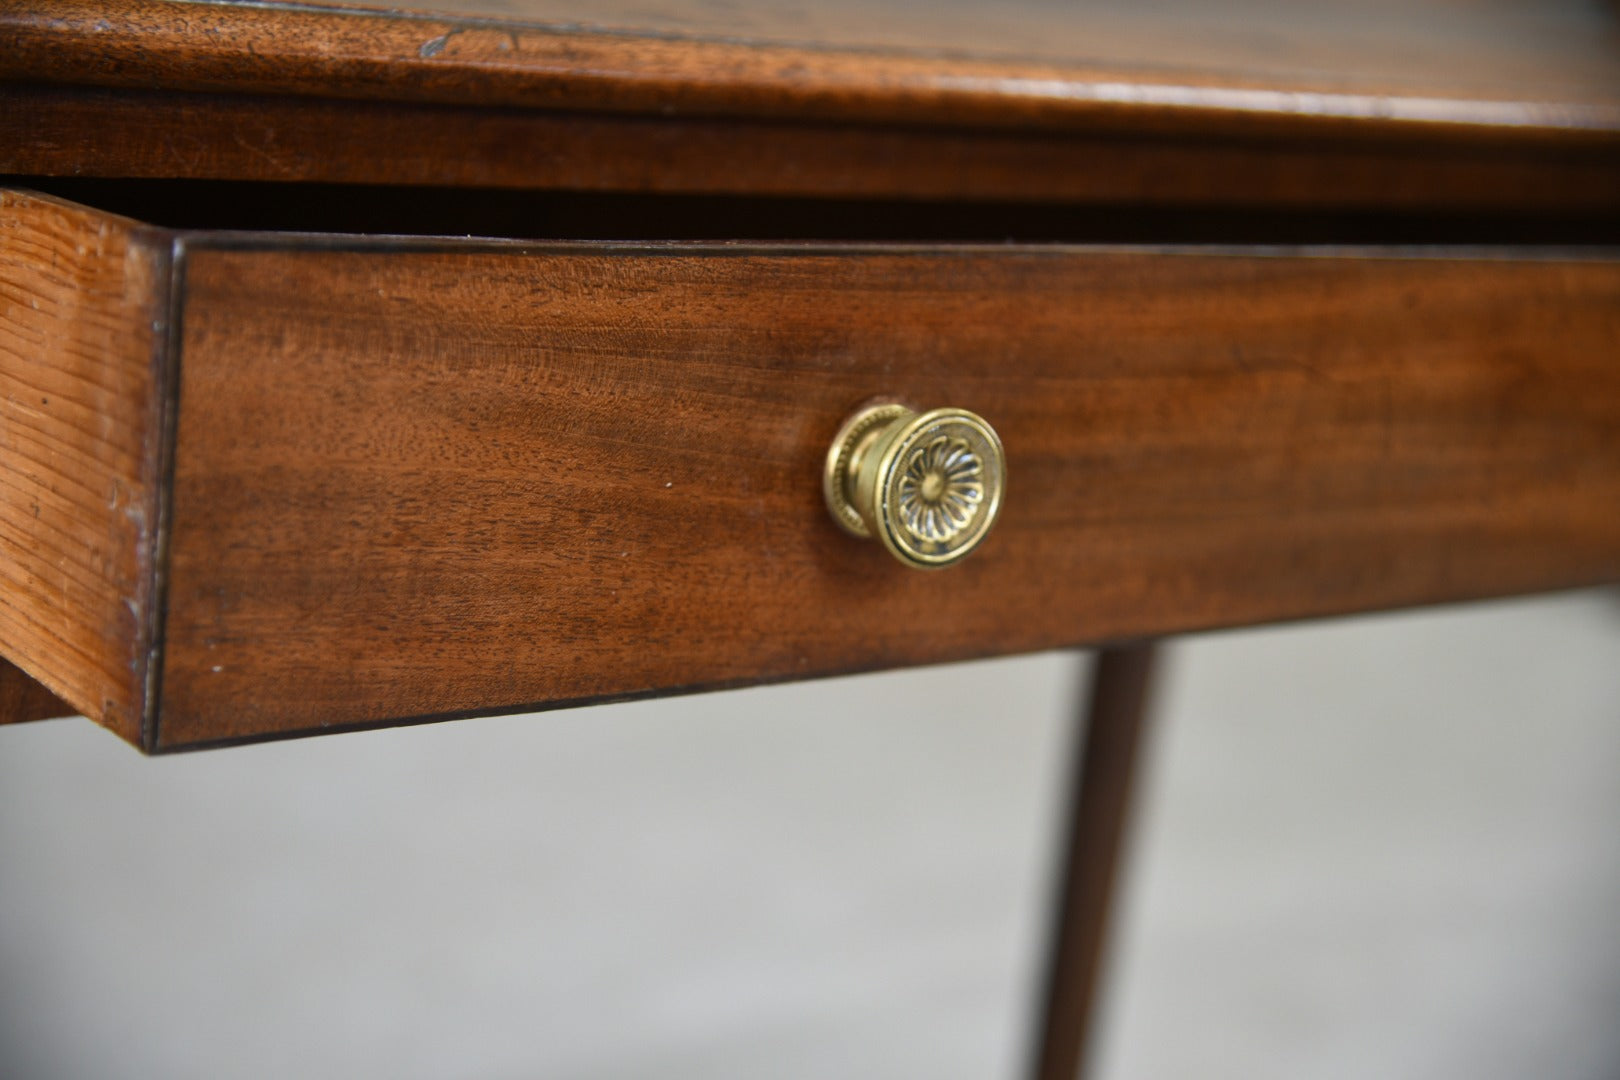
4;2;1619;146
140;233;185;754
0;188;174;749
0;655;77;724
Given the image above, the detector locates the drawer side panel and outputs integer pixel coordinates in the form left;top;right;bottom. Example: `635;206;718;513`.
0;190;171;743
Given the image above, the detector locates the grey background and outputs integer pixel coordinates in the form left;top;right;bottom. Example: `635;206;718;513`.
2;590;1618;1078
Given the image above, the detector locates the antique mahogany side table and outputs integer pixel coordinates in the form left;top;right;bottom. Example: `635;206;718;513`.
3;2;1619;1076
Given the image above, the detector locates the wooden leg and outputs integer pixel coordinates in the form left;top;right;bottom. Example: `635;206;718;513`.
1030;643;1159;1080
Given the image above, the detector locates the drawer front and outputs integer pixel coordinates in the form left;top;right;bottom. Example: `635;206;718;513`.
151;239;1620;748
4;191;1619;750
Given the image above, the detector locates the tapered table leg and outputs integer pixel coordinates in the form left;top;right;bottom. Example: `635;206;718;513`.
1030;643;1160;1080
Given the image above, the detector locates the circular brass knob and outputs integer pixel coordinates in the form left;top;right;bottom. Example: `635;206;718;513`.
823;403;1005;569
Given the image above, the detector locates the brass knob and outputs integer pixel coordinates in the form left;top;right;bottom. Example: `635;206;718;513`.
823;402;1005;569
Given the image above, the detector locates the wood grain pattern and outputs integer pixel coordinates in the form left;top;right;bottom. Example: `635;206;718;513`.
155;237;1620;749
398;0;1620;106
0;656;75;725
7;84;1620;214
4;0;1618;143
0;190;172;745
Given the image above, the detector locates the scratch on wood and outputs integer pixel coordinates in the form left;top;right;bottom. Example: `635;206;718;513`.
418;27;463;59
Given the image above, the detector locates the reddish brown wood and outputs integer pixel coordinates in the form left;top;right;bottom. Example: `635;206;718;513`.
147;235;1620;749
377;0;1620;115
6;84;1620;213
3;193;1618;752
0;656;76;724
1033;644;1158;1080
0;190;172;745
4;1;1617;141
6;2;1617;211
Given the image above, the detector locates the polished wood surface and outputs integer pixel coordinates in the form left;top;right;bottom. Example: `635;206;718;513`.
4;190;1616;751
7;84;1619;213
392;0;1620;106
145;232;1620;749
1033;645;1158;1080
4;1;1619;210
7;0;1617;134
0;191;170;745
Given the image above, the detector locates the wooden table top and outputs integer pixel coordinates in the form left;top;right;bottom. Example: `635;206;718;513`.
6;0;1620;210
8;0;1620;136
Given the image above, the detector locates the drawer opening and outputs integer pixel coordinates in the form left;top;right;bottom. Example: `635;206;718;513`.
13;177;1620;246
